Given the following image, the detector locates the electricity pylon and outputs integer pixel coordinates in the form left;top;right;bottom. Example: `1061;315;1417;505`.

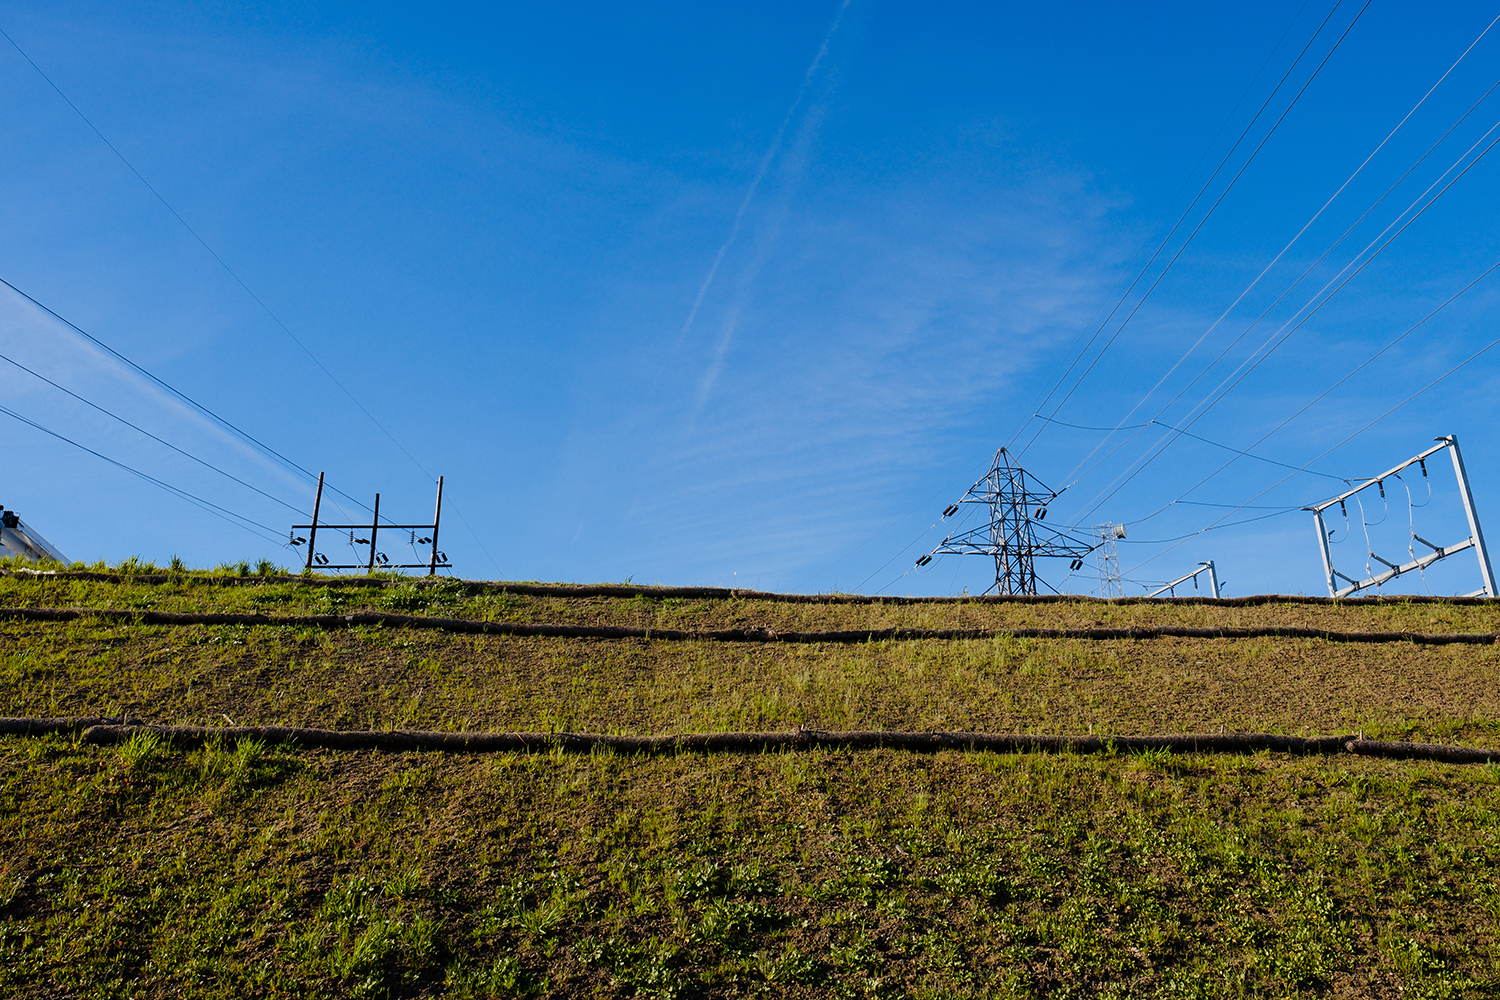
1094;522;1126;598
918;448;1094;595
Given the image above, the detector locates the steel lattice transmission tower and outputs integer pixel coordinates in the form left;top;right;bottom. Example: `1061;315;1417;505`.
1093;522;1127;598
920;448;1094;595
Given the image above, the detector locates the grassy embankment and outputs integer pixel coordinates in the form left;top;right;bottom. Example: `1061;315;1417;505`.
3;570;1500;998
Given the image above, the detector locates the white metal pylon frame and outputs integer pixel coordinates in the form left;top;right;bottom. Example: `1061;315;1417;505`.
1094;522;1126;598
1305;435;1496;598
1146;560;1220;598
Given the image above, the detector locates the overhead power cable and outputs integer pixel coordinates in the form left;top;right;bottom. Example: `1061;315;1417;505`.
1121;507;1303;544
997;0;1318;453
1111;252;1500;539
0;26;503;574
1055;11;1500;489
0;349;308;516
1119;253;1500;577
1016;0;1370;461
1033;413;1348;482
0;403;283;544
1152;424;1348;482
1068;108;1500;526
1011;0;1347;453
1061;69;1500;505
0;275;371;511
0;23;430;482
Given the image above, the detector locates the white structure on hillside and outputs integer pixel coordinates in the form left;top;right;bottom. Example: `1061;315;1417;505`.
0;507;69;564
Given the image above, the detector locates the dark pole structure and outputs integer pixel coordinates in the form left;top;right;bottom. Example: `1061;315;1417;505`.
367;493;380;574
305;472;324;572
428;476;444;577
290;476;448;573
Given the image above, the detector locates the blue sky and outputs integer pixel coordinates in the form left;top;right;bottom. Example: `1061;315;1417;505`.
4;0;1500;597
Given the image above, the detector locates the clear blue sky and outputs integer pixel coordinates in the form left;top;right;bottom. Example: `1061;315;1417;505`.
3;0;1500;597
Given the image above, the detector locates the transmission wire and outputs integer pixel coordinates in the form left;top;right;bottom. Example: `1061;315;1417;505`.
996;0;1318;453
0;349;309;516
1061;55;1500;510
1016;0;1369;460
1054;13;1500;488
1119;272;1500;579
0;26;503;574
1067;114;1500;527
0;403;284;543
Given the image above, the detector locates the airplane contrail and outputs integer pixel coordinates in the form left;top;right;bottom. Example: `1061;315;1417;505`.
676;0;853;346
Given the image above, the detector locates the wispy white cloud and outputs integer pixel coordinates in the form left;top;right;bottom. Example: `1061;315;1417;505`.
680;0;853;424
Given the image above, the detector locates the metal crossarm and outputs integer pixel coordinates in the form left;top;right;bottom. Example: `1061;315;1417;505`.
1146;560;1221;599
1305;435;1495;598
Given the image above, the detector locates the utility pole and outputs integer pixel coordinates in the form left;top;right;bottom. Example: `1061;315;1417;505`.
427;476;444;577
304;472;324;572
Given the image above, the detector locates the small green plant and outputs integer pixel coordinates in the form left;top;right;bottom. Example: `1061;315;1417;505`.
1133;745;1181;771
444;954;539;997
117;730;164;772
759;946;821;984
381;583;432;612
255;559;278;576
301;876;444;996
197;736;294;796
516;897;567;940
674;861;725;901
0;871;24;908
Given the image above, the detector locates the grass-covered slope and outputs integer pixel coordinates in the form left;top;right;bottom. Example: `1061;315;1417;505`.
3;571;1500;998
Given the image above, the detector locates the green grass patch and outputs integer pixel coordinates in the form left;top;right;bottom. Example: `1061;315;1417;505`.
4;576;1500;995
3;741;1500;997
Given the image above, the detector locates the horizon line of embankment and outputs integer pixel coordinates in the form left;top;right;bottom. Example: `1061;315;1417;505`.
1;568;1495;606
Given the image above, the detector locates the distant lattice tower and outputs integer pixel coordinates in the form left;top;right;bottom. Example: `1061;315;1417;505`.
921;448;1093;595
1094;522;1126;598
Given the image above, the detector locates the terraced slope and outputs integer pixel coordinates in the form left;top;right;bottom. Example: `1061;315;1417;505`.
3;571;1500;998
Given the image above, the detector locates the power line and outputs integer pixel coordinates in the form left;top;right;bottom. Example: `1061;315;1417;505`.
1120;252;1500;538
1150;423;1350;482
1053;12;1500;489
1058;66;1500;506
996;0;1318;453
1034;416;1150;432
1068;110;1500;526
0;402;284;544
1033;413;1348;481
0;27;505;576
1010;0;1345;452
0;275;364;508
1016;0;1369;460
0;276;401;532
0;349;308;516
0;22;431;481
1120;507;1303;544
1120;258;1500;579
